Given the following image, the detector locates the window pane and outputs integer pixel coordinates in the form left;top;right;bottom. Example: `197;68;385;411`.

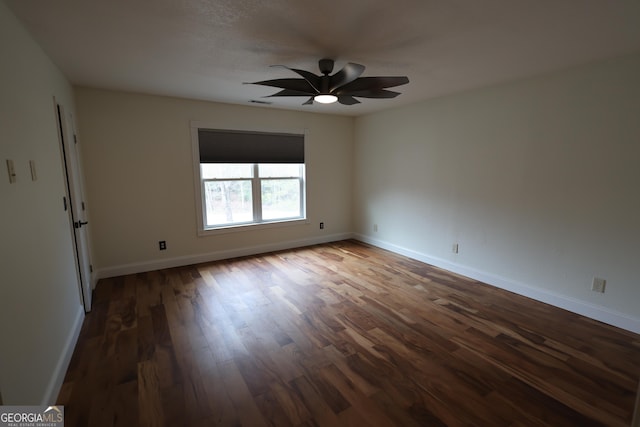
201;163;253;179
204;180;253;226
258;164;301;177
261;179;301;220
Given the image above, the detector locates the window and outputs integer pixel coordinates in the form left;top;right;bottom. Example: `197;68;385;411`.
193;127;306;233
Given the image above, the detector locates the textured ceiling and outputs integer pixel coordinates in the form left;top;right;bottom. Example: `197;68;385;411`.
6;0;640;116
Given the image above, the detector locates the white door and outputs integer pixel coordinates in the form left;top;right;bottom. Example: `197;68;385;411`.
56;102;93;312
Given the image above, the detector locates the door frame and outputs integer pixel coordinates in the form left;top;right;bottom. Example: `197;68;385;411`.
54;98;93;312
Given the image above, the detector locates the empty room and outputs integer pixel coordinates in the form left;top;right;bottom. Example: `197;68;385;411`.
1;1;639;426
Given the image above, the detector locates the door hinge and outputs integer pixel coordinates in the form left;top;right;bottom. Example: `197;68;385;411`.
82;201;85;211
63;196;68;211
74;134;78;144
90;264;93;273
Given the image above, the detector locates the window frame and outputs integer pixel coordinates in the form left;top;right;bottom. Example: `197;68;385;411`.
191;123;308;236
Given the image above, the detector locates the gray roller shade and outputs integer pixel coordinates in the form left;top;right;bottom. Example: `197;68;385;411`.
198;129;304;163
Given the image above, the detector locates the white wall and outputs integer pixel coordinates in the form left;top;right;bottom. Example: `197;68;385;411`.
354;54;640;333
0;2;84;404
74;88;354;277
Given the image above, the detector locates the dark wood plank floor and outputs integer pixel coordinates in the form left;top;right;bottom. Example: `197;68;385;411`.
57;240;640;426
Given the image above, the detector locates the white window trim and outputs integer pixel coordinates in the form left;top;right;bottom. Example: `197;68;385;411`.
190;122;309;237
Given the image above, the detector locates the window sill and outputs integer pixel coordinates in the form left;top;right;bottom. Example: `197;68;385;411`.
198;218;309;237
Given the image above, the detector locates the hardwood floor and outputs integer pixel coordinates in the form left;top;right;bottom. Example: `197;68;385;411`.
57;240;640;426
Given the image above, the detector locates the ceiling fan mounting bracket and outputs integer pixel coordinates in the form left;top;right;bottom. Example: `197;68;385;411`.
318;59;334;75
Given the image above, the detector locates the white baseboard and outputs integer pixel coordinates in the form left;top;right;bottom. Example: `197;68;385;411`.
95;232;354;280
41;304;84;405
354;233;640;335
93;231;639;334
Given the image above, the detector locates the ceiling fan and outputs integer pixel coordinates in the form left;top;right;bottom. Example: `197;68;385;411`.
247;59;409;105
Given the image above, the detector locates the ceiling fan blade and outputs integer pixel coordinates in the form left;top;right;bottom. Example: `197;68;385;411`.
329;62;365;92
265;89;317;97
344;89;402;99
337;95;361;105
247;78;315;94
250;60;408;106
272;65;321;92
338;76;409;92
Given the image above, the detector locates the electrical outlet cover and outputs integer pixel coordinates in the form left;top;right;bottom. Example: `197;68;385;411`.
591;277;606;293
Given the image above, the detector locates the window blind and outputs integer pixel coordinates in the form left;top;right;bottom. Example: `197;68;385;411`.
198;129;304;163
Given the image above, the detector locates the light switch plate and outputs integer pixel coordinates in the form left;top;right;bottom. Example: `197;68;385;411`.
6;159;16;183
29;160;37;181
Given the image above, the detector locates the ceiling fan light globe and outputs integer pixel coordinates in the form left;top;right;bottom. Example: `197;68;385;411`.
314;94;338;104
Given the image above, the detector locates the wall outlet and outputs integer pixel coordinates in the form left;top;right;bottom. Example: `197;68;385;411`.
591;277;606;293
452;243;459;254
319;222;324;229
159;240;167;250
373;223;378;232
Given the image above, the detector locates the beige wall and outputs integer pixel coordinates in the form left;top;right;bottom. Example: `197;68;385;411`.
354;53;640;332
2;0;639;406
0;2;84;404
74;88;354;276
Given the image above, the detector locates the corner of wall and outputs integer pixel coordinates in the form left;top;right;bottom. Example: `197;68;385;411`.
41;306;84;405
